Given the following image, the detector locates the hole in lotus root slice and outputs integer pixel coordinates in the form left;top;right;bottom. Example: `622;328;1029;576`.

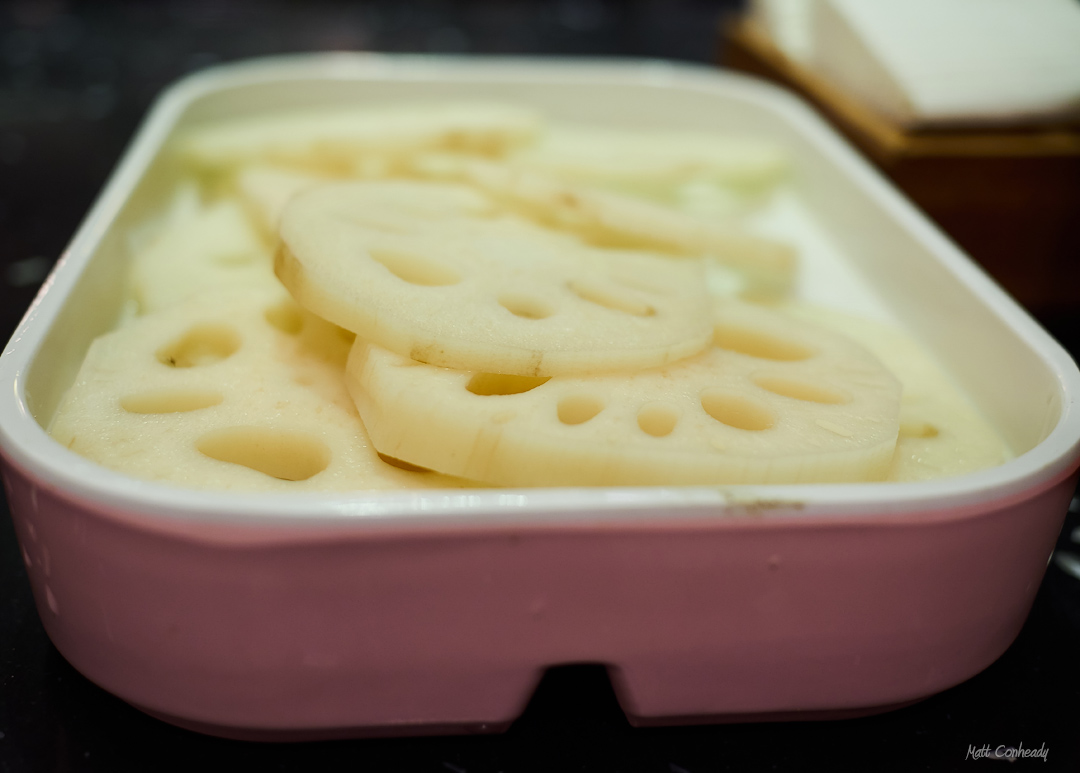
369;247;461;287
377;452;433;473
637;402;679;437
264;298;304;335
557;394;605;425
900;420;940;439
567;278;656;317
157;324;241;368
498;294;555;320
712;324;814;362
701;390;775;431
753;375;850;405
121;389;224;414
196;426;330;481
467;373;551;396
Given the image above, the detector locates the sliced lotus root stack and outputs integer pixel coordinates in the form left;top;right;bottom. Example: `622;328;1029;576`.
409;155;796;300
276;180;714;377
49;286;474;492
346;301;902;487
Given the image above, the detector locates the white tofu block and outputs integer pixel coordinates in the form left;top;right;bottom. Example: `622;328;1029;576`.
811;0;1080;126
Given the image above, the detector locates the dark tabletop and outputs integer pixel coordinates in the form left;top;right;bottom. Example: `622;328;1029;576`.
2;2;1079;771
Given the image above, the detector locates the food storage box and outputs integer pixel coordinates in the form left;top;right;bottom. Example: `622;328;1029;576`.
2;54;1078;740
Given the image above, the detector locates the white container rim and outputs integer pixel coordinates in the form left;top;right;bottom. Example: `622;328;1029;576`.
2;53;1078;529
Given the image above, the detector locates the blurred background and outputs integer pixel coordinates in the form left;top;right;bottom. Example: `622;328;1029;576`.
3;0;1077;348
1;2;1078;771
0;0;743;343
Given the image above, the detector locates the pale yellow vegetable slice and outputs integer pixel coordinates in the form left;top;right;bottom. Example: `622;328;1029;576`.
410;155;796;300
514;125;788;192
346;301;902;487
49;286;474;492
234;164;331;238
277;180;713;377
129;195;277;315
177;102;541;172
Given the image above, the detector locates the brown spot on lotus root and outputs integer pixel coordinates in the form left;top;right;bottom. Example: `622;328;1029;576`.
196;427;330;481
157;324;241;368
558;191;581;209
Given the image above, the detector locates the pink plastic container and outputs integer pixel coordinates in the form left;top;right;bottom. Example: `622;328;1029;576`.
2;55;1078;740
